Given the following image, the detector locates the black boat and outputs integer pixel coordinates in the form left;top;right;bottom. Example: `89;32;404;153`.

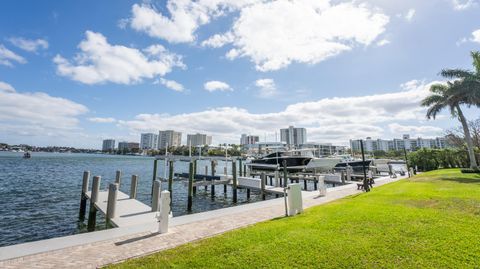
334;160;372;173
247;151;312;172
23;152;31;159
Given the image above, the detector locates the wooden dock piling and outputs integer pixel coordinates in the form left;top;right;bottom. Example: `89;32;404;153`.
152;180;161;212
87;175;101;231
243;164;247;177
239;159;242;177
204;166;208;191
130;175;138;199
115;170;122;186
79;171;90;221
283;160;288;187
261;172;266;200
106;183;118;228
152;159;158;195
168;160;173;207
188;162;194;211
193;160;197;195
211;160;216;198
232;161;237;203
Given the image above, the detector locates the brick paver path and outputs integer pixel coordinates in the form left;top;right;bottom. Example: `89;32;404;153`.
0;176;402;268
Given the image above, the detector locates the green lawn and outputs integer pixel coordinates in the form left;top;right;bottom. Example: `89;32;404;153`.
109;169;480;268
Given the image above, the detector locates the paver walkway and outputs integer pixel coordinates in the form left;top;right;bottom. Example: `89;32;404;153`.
0;175;404;269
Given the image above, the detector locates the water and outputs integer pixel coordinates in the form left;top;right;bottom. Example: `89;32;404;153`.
0;152;291;247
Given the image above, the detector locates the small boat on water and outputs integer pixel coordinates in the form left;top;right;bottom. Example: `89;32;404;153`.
23;152;31;158
247;150;312;172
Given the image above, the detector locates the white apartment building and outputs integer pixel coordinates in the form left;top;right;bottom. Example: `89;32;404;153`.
140;133;158;150
280;126;307;146
187;133;212;147
102;139;115;151
240;134;260;145
158;130;182;149
350;134;448;152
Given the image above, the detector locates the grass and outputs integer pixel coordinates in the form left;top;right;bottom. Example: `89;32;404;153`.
108;169;480;268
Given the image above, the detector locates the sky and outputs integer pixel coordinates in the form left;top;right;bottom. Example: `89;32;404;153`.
0;0;479;149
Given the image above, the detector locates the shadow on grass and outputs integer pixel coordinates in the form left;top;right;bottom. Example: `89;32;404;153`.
438;176;480;184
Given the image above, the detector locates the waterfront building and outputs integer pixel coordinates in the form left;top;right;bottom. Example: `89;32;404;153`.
158;130;182;149
240;134;260;145
187;133;212;147
140;133;159;149
299;143;347;157
102;139;115;152
280;126;307;146
350;134;449;152
118;142;140;152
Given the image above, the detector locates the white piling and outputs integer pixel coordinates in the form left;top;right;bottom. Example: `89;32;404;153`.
318;176;327;197
274;170;280;187
130;175;138;199
287;184;303;216
157;190;171;233
106;183;119;227
152;180;162;212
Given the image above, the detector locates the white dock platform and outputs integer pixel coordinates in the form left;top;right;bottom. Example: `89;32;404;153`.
85;191;157;228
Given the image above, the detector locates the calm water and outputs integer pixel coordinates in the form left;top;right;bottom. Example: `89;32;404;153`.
0;152;290;247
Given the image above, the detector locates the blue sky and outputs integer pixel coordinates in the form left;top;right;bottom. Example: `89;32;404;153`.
0;0;479;148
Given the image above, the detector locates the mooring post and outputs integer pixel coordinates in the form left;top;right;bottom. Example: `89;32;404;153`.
168;160;173;207
224;166;227;175
232;160;237;203
152;159;158;196
314;177;318;190
211;160;216;198
303;176;307;190
106;183;119;228
244;164;247;177
188;162;194;211
152;180;162;212
341;170;346;184
275;170;279;187
205;165;208;191
193;159;197;195
283;160;288;187
79;171;90;221
261;172;266;200
130;175;138;199
239;159;242;177
157;190;171;234
115;170;122;187
87;175;101;231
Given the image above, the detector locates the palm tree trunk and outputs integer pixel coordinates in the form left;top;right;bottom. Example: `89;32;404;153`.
456;105;479;169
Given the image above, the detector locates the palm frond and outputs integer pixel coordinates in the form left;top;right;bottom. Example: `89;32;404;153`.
426;103;446;119
421;94;445;107
440;68;473;79
471;51;480;75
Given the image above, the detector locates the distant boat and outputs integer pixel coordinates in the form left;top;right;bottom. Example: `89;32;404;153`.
23;152;31;159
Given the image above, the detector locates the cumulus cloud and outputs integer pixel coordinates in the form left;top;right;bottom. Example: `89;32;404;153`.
8;37;49;52
204;80;232;92
129;1;389;71
0;44;26;67
404;9;415;22
118;80;440;145
388;123;443;135
376;39;390;47
157;78;185;92
53;31;185;85
0;81;16;93
471;29;480;43
88;117;116;123
451;0;477;10
0;83;88;138
255;78;277;98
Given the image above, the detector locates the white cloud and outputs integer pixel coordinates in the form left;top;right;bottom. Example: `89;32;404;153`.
471;29;480;43
404;9;415;22
0;44;26;67
451;0;477;10
0;84;88;138
158;78;185;92
0;81;16;93
204;80;232;92
376;39;390;47
388;123;443;136
129;1;389;71
8;37;49;52
255;78;277;98
118;80;439;145
53;31;185;85
206;0;389;71
88;117;116;123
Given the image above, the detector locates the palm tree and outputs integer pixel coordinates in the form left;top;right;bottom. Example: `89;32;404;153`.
422;56;479;169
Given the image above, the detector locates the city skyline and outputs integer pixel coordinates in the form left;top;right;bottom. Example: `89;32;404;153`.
1;1;479;148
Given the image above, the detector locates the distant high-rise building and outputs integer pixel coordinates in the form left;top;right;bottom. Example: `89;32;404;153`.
118;141;140;151
350;134;449;153
187;133;212;146
240;134;259;145
158;130;182;149
140;133;159;149
280;126;307;146
102;139;115;152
